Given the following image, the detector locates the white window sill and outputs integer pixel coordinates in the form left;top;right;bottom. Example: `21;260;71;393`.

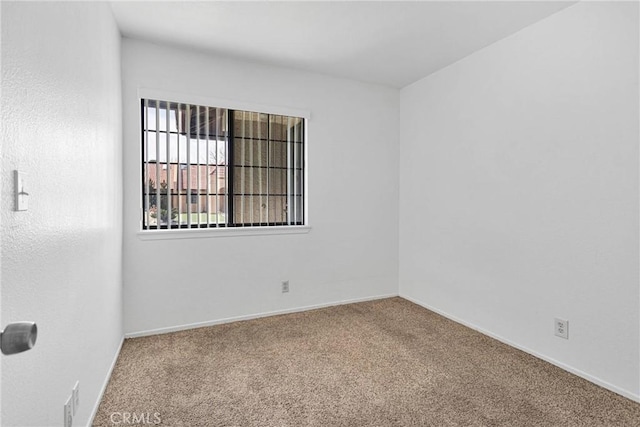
137;225;311;241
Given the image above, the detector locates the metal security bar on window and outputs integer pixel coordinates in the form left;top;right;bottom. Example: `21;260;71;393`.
141;99;305;230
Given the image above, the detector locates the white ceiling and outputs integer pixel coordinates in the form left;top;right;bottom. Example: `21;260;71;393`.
110;1;576;88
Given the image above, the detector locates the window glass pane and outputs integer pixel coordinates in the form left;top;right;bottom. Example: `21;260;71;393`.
268;169;286;195
234;139;268;167
174;194;184;226
233;196;243;224
294;142;303;170
269;115;286;141
238;166;270;195
157;101;168;132
268;141;286;168
145;131;157;161
218;191;228;217
294;196;304;223
269;196;287;223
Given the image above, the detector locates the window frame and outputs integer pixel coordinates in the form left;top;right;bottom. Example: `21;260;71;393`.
136;88;311;240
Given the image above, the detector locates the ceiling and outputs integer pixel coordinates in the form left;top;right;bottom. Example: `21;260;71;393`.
110;1;576;88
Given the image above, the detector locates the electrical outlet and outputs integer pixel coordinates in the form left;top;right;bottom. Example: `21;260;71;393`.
555;318;569;339
64;395;73;427
282;280;289;293
72;381;80;415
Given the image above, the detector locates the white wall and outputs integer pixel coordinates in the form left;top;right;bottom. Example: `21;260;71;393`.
1;2;123;426
0;2;4;422
122;39;399;335
399;1;639;399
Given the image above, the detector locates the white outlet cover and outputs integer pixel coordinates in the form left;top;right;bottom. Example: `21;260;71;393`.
555;318;569;339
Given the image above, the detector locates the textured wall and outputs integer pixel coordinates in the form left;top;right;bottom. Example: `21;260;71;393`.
399;1;639;399
1;2;123;425
122;39;399;336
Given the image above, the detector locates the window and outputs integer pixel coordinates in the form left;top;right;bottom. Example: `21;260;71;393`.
141;98;305;230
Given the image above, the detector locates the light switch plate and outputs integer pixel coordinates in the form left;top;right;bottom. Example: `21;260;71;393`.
64;395;73;427
72;381;79;415
14;170;28;211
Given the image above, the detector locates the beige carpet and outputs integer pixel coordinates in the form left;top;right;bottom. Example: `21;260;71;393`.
94;298;640;426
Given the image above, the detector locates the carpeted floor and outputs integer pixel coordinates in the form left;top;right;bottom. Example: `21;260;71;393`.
93;297;640;426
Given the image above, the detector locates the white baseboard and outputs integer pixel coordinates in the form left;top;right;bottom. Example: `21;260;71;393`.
87;336;125;427
125;293;399;339
400;293;640;403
